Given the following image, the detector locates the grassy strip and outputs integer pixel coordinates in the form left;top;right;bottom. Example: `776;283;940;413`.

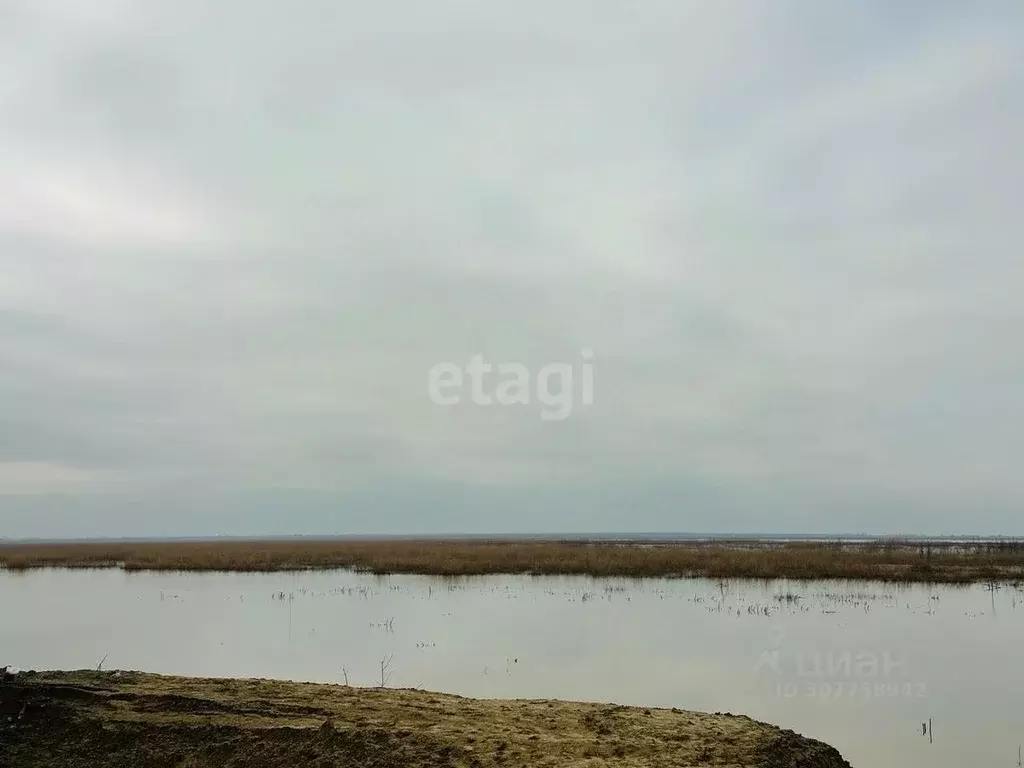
1;538;1023;582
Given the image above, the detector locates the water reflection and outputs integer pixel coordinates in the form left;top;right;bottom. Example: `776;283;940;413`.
1;569;1021;767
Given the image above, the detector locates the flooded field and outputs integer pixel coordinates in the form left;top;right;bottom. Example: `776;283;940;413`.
2;568;1022;767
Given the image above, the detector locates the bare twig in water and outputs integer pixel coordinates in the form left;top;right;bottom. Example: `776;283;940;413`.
96;654;108;671
379;654;394;688
340;667;349;686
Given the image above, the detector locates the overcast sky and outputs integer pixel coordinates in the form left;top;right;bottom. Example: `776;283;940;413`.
2;1;1023;538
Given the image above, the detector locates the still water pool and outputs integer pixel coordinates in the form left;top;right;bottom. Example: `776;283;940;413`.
2;569;1021;767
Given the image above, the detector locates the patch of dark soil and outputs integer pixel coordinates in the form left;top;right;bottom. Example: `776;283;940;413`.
0;678;460;768
120;691;330;719
756;728;853;768
11;682;112;702
107;692;245;716
0;680;94;731
0;714;461;768
243;698;334;718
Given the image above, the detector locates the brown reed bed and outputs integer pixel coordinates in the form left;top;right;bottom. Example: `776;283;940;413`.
1;538;1023;582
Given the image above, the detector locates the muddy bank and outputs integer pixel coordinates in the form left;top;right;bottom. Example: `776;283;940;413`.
0;670;851;767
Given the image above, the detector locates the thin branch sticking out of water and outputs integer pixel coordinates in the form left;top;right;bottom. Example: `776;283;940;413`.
379;655;394;688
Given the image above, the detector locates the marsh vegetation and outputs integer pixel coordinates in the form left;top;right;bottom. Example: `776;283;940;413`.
2;538;1023;583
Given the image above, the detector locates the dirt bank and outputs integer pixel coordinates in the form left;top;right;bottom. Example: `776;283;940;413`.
0;670;851;767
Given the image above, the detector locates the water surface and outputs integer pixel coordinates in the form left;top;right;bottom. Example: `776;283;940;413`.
2;569;1021;767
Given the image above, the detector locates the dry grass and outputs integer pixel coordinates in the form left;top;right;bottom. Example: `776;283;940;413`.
0;670;851;767
1;538;1023;583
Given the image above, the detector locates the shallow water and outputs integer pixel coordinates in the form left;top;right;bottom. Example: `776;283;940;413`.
2;569;1022;767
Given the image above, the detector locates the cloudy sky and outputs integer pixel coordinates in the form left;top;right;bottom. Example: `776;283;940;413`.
2;1;1022;538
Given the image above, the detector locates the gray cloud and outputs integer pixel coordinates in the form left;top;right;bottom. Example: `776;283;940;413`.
2;0;1023;536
